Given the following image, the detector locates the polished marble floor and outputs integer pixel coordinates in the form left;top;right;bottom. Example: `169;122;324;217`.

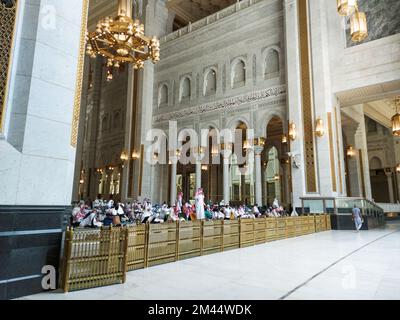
20;221;400;300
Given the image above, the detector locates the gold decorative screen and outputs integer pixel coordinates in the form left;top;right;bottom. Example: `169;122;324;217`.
328;112;337;192
298;0;317;193
70;0;89;147
0;0;18;133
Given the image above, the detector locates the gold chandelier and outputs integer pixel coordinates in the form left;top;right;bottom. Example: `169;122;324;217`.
86;0;160;80
392;96;400;136
336;0;368;43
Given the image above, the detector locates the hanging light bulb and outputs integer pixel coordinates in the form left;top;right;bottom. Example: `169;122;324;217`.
243;139;252;150
256;137;266;147
120;150;129;161
347;146;356;158
315;118;325;137
132;150;140;160
337;0;356;16
106;68;113;82
350;6;368;42
392;96;400;136
288;122;297;141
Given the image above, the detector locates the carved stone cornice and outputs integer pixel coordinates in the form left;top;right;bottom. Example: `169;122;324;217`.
153;85;286;124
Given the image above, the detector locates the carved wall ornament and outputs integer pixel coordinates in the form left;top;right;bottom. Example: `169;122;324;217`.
153;85;286;124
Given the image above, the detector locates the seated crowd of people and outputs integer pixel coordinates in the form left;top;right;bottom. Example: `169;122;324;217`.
71;195;289;229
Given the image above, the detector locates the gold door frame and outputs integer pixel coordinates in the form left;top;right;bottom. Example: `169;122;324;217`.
0;0;19;133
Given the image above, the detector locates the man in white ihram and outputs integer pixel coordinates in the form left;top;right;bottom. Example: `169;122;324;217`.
352;205;363;232
195;188;205;220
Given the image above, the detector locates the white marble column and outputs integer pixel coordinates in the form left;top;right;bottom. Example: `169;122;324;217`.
223;155;230;205
387;172;395;203
0;0;89;205
254;146;263;206
170;157;177;206
135;0;169;200
196;160;202;192
284;0;306;209
342;105;373;199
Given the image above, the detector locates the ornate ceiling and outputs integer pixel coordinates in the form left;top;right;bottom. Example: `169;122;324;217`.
88;0;236;31
167;0;236;30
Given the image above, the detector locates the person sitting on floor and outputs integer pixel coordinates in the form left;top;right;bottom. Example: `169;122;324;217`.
205;205;213;220
253;204;261;218
223;205;231;220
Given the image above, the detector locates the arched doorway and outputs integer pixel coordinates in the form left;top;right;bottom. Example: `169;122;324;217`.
369;156;390;203
176;135;196;202
202;128;223;203
230;121;255;206
262;116;289;207
264;147;281;205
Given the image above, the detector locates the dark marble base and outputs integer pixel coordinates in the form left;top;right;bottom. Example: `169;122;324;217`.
0;205;70;300
330;214;386;231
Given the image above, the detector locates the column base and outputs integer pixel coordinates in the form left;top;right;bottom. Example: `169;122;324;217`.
0;205;70;299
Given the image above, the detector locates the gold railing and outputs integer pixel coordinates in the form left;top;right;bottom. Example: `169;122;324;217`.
62;227;128;292
0;0;18;132
61;215;331;292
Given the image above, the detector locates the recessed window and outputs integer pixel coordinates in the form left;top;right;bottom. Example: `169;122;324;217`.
180;77;191;101
265;49;280;79
232;60;246;88
158;84;168;107
204;69;217;96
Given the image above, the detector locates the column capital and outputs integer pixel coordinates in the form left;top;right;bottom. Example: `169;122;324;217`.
169;156;178;165
254;146;264;155
284;0;297;10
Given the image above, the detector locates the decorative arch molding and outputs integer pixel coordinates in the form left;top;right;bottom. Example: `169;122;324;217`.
113;110;121;129
199;120;221;132
158;82;169;107
203;66;218;96
262;45;281;80
257;109;286;138
179;75;192;103
230;57;247;88
101;114;109;132
369;155;385;170
226;115;251;133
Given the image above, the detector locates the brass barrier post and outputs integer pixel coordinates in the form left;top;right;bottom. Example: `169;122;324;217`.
221;220;225;252
144;223;150;268
200;220;204;256
122;227;129;284
62;227;74;293
175;221;180;261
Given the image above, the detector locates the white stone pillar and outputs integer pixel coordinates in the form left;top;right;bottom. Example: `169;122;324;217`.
254;146;263;206
284;0;306;209
135;0;169;200
170;157;177;206
196;160;202;192
223;155;230;205
342;105;373;199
